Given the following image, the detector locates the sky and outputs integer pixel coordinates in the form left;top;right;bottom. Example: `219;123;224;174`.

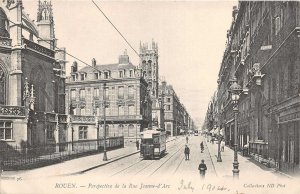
23;0;237;127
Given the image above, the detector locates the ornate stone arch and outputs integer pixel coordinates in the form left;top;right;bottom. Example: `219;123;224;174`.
0;60;8;105
30;66;46;111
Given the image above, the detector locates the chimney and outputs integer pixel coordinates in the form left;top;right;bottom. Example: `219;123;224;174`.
119;49;129;64
92;58;96;67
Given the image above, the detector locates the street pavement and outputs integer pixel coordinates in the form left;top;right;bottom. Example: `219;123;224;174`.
1;135;299;194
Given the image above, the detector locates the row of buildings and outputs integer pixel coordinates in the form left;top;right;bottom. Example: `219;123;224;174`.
204;1;300;175
0;0;195;152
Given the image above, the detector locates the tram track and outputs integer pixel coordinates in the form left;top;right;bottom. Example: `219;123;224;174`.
203;138;218;177
110;137;184;177
147;140;186;177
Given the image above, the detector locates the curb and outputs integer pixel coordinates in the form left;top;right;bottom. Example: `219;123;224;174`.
65;151;141;176
65;137;180;176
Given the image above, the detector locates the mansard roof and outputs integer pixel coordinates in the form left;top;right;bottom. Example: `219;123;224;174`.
78;63;136;73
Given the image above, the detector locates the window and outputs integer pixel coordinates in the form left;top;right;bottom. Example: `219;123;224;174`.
104;72;109;79
71;74;77;81
105;104;110;116
118;105;124;116
46;125;54;140
79;89;85;99
275;16;281;35
105;125;109;137
167;98;171;103
96;107;101;116
129;70;133;77
79;126;88;140
104;87;109;100
0;121;12;140
94;88;100;98
128;124;135;137
94;72;99;79
119;71;124;78
70;89;76;100
118;86;124;99
79;107;85;115
128;105;135;115
80;73;85;81
166;105;171;111
118;125;124;136
128;86;134;99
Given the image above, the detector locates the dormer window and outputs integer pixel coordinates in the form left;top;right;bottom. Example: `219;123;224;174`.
71;74;77;81
94;72;99;79
80;73;86;81
119;71;124;78
104;71;109;79
129;70;133;77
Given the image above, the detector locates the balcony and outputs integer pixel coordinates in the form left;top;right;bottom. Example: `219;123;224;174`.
71;115;95;123
0;105;25;117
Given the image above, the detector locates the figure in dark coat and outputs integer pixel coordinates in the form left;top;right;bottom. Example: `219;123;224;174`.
198;159;207;179
184;145;190;160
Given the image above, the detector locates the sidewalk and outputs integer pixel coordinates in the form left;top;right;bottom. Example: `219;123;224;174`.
2;135;180;179
203;136;291;180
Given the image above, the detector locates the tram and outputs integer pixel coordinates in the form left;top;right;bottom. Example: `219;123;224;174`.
140;129;166;159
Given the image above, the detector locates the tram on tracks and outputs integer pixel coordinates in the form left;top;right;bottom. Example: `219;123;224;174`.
140;129;166;159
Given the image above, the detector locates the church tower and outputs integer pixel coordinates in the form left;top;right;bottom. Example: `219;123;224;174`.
37;0;56;50
139;39;159;98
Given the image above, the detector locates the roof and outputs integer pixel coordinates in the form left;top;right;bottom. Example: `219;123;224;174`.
78;63;136;73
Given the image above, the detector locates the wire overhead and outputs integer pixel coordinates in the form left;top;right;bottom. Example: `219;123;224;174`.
91;0;140;58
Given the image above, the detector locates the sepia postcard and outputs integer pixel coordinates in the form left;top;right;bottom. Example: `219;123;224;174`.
0;0;300;194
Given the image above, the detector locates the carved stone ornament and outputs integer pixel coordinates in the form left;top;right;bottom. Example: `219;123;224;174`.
3;0;15;9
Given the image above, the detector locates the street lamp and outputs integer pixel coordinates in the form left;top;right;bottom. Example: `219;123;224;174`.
102;82;108;161
217;125;222;162
229;76;242;179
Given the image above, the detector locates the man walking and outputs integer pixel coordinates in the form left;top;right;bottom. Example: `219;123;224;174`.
184;145;190;160
186;136;189;144
200;141;204;153
198;159;207;179
136;140;140;150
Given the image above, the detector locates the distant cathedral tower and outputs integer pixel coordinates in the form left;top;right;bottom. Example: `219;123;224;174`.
37;0;56;49
139;39;159;98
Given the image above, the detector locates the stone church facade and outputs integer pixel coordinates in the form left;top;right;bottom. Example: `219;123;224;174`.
0;0;66;151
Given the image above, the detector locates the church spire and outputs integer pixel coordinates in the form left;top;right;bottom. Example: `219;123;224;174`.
37;0;56;50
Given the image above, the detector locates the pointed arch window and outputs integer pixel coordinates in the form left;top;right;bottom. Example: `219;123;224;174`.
0;66;6;105
0;9;9;38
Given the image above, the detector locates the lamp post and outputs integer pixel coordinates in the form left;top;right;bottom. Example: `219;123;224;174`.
229;76;242;179
217;125;222;162
102;82;108;161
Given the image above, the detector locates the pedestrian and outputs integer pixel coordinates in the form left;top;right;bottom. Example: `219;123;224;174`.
221;140;225;152
186;136;189;144
136;140;140;150
198;159;207;179
200;141;204;153
184;145;190;160
0;160;3;176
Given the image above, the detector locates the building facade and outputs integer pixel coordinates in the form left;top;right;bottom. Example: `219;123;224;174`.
66;51;152;145
0;0;67;151
158;81;192;136
216;1;300;175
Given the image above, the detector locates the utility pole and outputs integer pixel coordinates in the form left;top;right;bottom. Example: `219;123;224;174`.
103;82;108;161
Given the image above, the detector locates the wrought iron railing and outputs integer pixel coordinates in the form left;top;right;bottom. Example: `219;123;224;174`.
0;136;124;170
